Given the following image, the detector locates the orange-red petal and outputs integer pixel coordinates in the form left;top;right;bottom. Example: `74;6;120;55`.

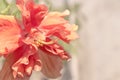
40;43;71;60
39;38;71;60
0;53;30;80
16;0;48;31
12;45;41;78
39;10;78;42
0;15;21;54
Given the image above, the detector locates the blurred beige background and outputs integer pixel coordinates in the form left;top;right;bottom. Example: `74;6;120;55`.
79;0;120;80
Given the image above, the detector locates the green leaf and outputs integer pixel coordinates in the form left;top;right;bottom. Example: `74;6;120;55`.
0;0;9;14
8;2;21;19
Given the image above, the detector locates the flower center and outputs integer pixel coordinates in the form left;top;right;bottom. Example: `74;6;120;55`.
24;28;55;47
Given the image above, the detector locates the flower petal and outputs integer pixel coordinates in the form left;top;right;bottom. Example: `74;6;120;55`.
40;44;71;60
40;10;69;27
11;44;42;78
39;11;78;42
25;56;34;76
39;38;71;60
0;15;21;54
38;50;63;79
16;0;48;31
0;53;30;80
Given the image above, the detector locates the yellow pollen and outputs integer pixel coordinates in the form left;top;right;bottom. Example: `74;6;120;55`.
34;39;54;47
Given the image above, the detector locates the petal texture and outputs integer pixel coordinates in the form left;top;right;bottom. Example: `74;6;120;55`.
39;10;78;42
16;0;48;31
0;15;21;54
39;39;71;60
38;50;63;79
0;53;30;80
12;45;41;78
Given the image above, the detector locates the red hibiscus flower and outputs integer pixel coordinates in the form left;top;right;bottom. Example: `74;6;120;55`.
0;0;78;80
